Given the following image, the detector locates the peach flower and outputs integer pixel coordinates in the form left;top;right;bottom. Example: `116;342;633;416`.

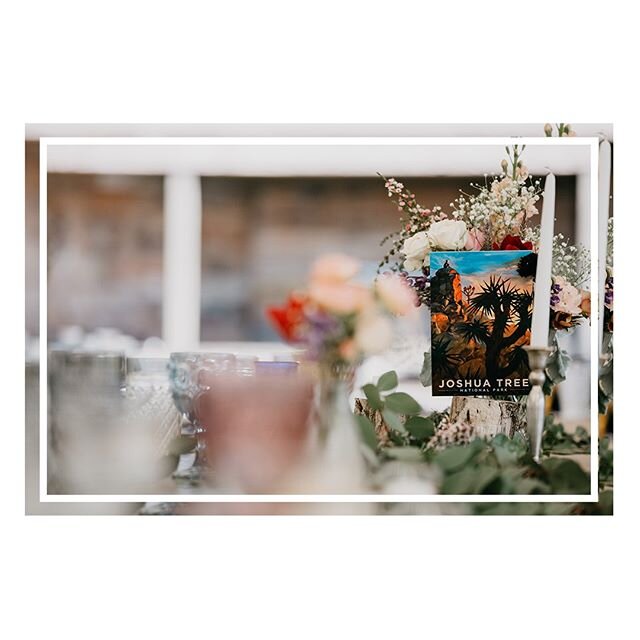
308;281;373;315
375;273;417;315
492;176;513;194
338;339;358;362
310;254;361;284
580;290;591;317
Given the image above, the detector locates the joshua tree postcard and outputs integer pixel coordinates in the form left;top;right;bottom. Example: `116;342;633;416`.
429;250;536;396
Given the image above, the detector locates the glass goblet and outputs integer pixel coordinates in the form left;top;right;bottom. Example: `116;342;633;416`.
169;352;237;477
168;352;202;435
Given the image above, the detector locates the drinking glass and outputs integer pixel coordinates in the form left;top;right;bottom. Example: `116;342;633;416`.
48;350;128;493
125;357;181;457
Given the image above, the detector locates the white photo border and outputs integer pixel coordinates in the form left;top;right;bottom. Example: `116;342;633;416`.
39;135;601;503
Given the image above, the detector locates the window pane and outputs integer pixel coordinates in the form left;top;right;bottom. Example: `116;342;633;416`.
201;176;575;341
47;173;164;341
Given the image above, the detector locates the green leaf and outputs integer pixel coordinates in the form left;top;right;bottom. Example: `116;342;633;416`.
435;445;479;472
419;352;432;387
383;446;424;462
384;392;422;416
512;478;550;495
441;467;498;494
492;442;520;468
545;333;571;391
362;383;383;411
377;370;398;392
542;458;590;494
404;416;435;441
354;414;378;452
598;355;613;414
598;490;614;515
382;408;406;433
167;435;197;456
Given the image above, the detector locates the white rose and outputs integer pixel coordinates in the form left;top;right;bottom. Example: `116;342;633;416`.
426;220;469;250
401;231;430;271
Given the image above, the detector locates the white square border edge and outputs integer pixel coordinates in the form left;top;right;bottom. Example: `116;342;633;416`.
38;135;601;504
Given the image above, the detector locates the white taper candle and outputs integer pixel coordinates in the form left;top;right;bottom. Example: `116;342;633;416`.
597;140;612;352
530;173;556;347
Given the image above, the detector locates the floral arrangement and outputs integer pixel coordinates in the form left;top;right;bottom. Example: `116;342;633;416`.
354;370;612;513
599;217;614;413
604;217;614;334
379;143;591;334
266;254;417;370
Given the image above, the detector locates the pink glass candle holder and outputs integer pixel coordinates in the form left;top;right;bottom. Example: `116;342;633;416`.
196;371;313;493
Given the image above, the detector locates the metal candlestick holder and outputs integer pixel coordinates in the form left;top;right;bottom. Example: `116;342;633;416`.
524;346;552;463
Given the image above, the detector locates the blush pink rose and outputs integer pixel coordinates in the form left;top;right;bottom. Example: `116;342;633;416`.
464;228;485;251
375;273;417;315
308;281;373;315
310;254;361;284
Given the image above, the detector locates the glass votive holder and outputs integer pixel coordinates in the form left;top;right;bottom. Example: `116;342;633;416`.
197;371;314;493
125;357;181;457
254;360;299;376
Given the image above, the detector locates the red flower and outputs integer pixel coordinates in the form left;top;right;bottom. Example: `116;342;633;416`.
266;294;307;342
492;235;533;251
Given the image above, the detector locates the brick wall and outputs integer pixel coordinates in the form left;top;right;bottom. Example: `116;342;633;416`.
26;142;577;342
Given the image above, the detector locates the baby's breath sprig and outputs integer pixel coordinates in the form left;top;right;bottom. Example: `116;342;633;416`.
378;173;445;271
522;226;591;288
449;152;542;246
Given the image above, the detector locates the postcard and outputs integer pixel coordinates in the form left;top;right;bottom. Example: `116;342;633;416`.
430;250;535;396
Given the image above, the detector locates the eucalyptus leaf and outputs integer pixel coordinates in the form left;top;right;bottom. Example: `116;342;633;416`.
362;383;383;411
598;354;613;414
355;414;378;452
377;370;398;392
441;467;498;494
542;458;590;494
404;416;435;441
513;478;550;495
545;341;571;389
384;392;422;416
435;444;479;472
598;490;614;515
492;442;520;468
543;332;569;393
382;408;406;433
383;446;424;462
420;351;432;387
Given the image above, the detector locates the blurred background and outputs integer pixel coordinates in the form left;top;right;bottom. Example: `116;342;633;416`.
25;124;612;421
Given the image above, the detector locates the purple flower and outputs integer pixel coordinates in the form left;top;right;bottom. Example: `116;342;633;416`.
303;310;342;359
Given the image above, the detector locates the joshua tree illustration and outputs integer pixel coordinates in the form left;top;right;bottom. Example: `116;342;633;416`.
463;284;475;304
462;276;533;381
431;333;464;378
